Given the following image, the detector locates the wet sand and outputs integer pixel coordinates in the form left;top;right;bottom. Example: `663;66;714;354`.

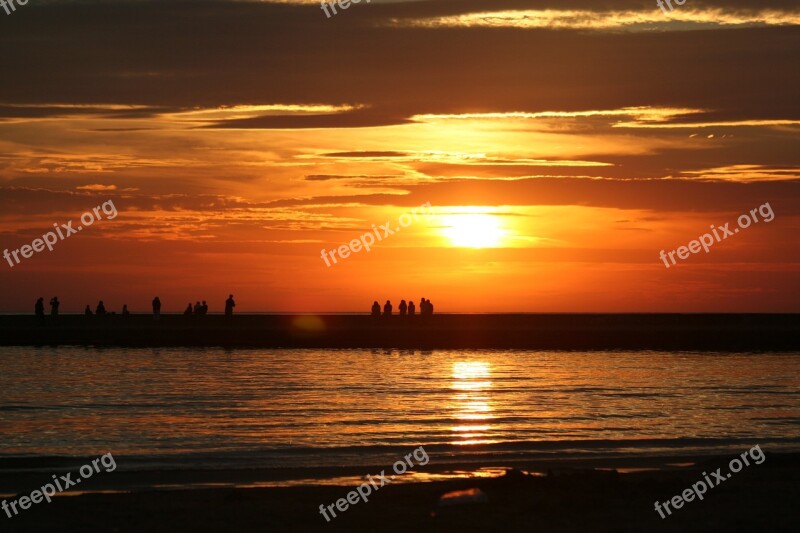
2;452;799;532
1;313;798;350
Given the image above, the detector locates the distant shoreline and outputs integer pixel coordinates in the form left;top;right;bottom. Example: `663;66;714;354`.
1;314;798;350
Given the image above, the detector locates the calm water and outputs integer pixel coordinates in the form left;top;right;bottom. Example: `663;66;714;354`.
1;347;799;471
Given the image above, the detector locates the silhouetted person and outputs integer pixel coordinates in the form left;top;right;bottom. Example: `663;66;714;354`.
194;301;201;314
399;300;407;316
152;296;161;320
383;300;392;317
96;301;106;315
122;304;130;316
85;305;93;316
184;303;193;316
201;300;208;315
35;297;45;324
225;294;236;317
371;301;381;318
427;299;434;315
49;297;60;317
408;300;416;316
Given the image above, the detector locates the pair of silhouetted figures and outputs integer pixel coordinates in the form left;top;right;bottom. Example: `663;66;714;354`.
85;301;104;315
371;298;434;318
36;296;61;316
35;297;60;323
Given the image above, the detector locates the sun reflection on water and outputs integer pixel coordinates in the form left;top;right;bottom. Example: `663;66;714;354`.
450;361;496;445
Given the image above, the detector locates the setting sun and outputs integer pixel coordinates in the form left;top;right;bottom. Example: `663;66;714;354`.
1;2;799;531
441;214;507;248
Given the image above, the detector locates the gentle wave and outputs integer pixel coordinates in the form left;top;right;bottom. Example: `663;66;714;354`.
1;347;799;470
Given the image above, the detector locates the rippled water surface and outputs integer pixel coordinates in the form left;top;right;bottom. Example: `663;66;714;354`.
2;347;799;469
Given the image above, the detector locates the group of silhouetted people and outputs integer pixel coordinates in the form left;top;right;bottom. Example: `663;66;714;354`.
83;301;130;317
371;298;434;318
35;296;133;322
34;294;236;322
186;300;209;316
182;295;236;317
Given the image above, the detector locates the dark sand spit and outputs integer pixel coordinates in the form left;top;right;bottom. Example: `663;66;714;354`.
2;453;799;532
0;313;798;350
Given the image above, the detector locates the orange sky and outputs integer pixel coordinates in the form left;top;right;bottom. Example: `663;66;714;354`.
0;0;799;312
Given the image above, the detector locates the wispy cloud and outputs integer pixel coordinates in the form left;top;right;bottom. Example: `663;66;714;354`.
76;184;118;191
400;8;800;31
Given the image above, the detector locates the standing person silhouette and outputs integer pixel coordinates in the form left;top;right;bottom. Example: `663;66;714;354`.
398;300;408;316
407;300;416;316
371;301;381;318
201;301;208;315
96;301;106;315
49;297;60;317
225;294;236;317
84;305;93;316
184;303;193;316
35;297;45;325
194;301;201;314
122;304;130;316
152;296;161;320
383;300;393;317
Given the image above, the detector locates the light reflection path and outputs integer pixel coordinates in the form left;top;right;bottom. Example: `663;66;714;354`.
450;361;496;445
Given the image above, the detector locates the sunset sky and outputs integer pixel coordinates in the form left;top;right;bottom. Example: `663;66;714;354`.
1;0;798;312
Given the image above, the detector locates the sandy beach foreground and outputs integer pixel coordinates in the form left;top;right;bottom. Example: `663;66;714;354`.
1;313;798;350
1;452;799;532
